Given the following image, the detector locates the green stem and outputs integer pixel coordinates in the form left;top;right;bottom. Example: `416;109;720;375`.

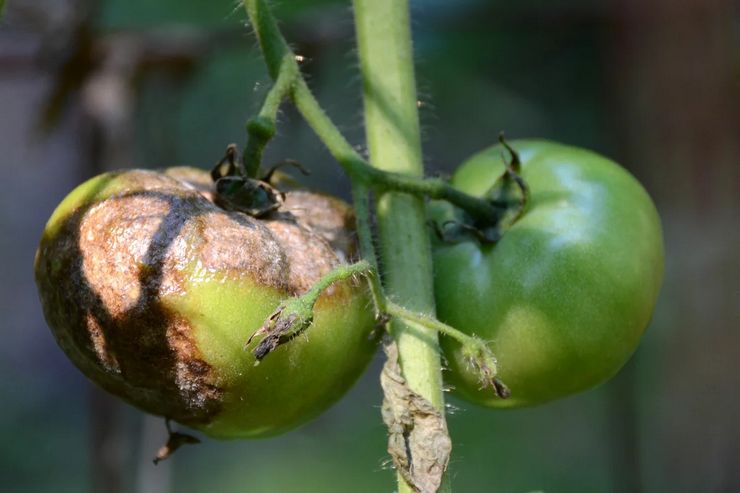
243;1;498;223
293;78;499;221
350;181;386;314
248;260;376;361
386;303;468;344
302;261;373;303
243;0;291;78
242;2;459;489
388;301;509;399
363;171;498;221
352;1;450;492
242;55;297;177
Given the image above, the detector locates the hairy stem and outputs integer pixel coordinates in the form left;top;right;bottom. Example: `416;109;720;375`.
243;55;297;177
243;0;290;78
243;1;498;223
352;1;449;492
301;260;373;305
293;78;499;221
385;303;468;345
243;1;457;490
247;260;377;361
350;182;386;314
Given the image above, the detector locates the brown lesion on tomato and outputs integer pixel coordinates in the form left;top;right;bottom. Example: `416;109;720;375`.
162;166;216;202
194;208;287;290
85;313;120;372
281;191;357;262
164;314;223;418
263;216;339;296
168;166;357;262
36;167;362;427
36;172;227;425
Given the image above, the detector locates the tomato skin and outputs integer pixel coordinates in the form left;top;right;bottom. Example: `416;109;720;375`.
35;168;377;438
430;140;664;407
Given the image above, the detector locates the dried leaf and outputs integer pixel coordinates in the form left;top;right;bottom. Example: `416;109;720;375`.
380;342;451;493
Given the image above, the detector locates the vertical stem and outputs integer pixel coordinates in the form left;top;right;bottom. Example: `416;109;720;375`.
350;182;386;311
352;1;449;492
243;0;290;78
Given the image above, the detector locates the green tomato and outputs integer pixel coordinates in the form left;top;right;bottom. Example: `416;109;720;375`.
430;140;664;407
35;168;377;438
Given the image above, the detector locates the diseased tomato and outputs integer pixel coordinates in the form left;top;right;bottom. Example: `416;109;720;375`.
35;168;377;438
430;140;664;407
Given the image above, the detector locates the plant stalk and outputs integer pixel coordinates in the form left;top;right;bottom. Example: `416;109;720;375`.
243;1;454;489
243;55;296;177
352;1;450;491
243;2;499;223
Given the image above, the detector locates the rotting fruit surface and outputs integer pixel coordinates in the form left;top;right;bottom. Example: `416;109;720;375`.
430;140;664;408
35;167;377;439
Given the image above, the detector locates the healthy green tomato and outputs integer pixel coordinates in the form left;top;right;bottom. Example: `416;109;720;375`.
35;168;377;438
430;140;664;407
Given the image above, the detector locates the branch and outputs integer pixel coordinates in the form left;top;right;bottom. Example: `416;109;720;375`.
242;0;500;224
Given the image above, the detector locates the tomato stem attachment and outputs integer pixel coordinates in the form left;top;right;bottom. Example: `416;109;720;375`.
496;134;530;225
260;159;310;185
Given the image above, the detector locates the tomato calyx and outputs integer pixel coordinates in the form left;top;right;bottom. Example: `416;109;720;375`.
486;133;530;228
210;144;310;218
431;134;530;245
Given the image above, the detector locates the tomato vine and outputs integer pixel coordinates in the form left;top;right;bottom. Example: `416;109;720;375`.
239;1;510;490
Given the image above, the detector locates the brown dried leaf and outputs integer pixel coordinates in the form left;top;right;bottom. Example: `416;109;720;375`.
380;342;451;493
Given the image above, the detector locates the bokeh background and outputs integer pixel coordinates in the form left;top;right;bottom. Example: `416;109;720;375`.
2;0;738;491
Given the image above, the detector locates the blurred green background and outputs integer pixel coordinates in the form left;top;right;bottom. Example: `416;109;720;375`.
1;0;738;491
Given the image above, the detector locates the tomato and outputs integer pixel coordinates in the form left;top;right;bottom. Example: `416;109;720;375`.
35;168;377;438
429;140;664;407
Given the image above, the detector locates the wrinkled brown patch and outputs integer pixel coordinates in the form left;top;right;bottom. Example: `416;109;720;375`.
162;166;216;202
163;166;356;264
381;341;451;493
196;210;288;289
35;171;237;424
86;312;119;372
281;191;357;261
263;212;339;295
